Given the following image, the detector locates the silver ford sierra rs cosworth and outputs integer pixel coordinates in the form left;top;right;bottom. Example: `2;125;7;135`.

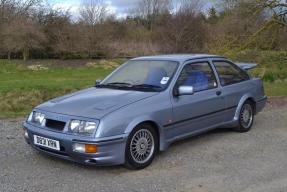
23;54;267;169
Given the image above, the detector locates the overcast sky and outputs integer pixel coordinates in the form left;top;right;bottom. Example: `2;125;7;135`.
48;0;214;19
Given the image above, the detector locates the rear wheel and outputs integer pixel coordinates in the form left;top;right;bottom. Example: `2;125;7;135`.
234;101;254;132
125;124;158;169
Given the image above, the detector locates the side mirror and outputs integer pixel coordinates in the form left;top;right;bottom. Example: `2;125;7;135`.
95;79;102;86
178;86;194;96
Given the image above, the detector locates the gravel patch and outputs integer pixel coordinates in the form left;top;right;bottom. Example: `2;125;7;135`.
1;101;287;192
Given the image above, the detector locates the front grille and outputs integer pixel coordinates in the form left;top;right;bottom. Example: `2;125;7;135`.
45;119;66;131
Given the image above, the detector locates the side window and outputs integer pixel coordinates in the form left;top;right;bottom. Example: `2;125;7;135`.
176;62;217;92
213;61;249;86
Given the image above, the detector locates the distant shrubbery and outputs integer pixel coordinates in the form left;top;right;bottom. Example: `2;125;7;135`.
0;0;286;60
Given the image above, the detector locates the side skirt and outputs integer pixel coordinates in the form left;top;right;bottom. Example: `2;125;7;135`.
160;120;238;151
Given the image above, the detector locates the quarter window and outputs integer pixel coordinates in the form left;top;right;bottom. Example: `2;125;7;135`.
176;62;217;92
213;61;249;86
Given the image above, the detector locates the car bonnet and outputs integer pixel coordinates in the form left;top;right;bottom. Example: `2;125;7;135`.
35;87;158;119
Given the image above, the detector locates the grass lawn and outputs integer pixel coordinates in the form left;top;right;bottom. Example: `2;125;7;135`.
0;54;287;118
264;81;287;96
0;60;114;118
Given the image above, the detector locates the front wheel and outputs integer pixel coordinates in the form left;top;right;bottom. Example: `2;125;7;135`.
234;101;254;132
125;124;158;169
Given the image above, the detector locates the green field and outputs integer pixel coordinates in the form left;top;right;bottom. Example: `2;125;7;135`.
0;51;287;118
0;60;115;118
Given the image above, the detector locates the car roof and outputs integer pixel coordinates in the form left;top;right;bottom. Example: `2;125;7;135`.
132;54;225;63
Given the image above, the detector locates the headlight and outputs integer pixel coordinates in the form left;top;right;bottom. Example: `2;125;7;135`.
69;120;98;135
28;111;45;125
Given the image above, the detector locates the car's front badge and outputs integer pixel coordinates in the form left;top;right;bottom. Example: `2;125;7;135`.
160;77;170;85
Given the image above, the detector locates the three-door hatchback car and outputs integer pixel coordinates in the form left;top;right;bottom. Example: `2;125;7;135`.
23;54;267;169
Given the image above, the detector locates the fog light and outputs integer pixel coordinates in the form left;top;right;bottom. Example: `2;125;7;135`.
73;143;85;153
73;143;97;153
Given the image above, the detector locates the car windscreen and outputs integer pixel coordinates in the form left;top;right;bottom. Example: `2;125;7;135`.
100;60;178;91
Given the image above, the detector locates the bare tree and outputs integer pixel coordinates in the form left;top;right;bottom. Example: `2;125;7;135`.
2;17;46;60
156;0;206;53
257;0;287;26
78;0;110;58
0;0;44;60
0;0;42;20
0;0;286;59
135;0;171;30
39;8;83;59
239;0;287;50
79;0;108;25
177;0;203;14
138;0;171;17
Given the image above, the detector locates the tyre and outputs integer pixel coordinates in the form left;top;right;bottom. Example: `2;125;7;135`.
125;123;158;170
234;100;254;132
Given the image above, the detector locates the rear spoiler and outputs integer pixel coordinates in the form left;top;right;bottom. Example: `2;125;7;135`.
236;63;258;70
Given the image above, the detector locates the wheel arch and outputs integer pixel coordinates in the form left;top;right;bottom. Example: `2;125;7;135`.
140;121;160;138
245;97;256;113
124;117;166;151
233;94;256;121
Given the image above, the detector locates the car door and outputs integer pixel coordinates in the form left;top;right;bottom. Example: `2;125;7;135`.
165;60;225;140
212;60;251;122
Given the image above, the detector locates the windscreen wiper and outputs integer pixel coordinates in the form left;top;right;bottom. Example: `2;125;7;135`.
96;82;133;88
97;82;162;91
131;84;162;91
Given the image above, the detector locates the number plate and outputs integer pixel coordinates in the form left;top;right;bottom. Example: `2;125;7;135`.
33;135;60;151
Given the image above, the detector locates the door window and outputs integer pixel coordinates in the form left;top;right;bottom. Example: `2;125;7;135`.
176;62;217;92
213;61;249;86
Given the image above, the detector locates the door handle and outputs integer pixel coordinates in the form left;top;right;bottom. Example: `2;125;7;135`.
216;91;222;96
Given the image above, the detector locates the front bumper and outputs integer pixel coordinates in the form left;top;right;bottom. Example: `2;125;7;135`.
23;122;128;166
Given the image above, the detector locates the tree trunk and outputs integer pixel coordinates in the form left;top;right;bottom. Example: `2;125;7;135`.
23;47;29;61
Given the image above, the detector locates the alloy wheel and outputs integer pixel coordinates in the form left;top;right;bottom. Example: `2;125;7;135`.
130;129;155;164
